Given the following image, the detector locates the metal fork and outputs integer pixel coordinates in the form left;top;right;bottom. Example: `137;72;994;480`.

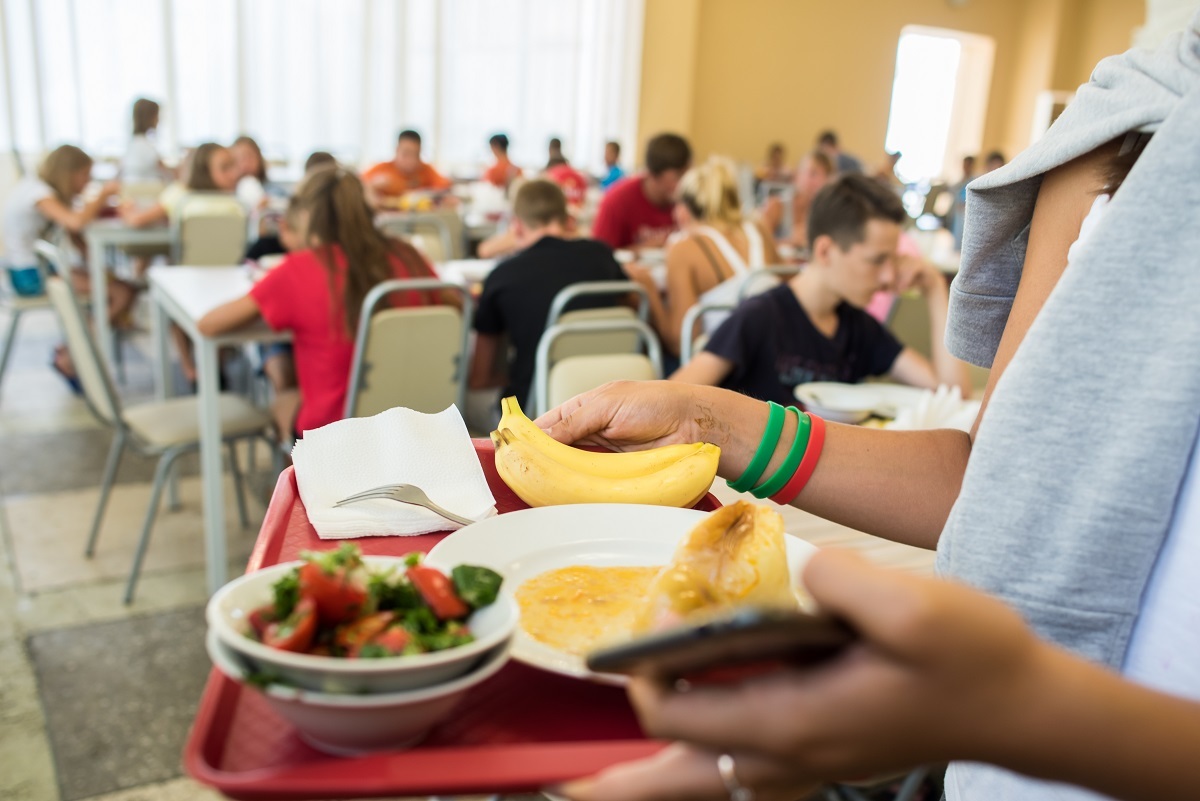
333;483;475;526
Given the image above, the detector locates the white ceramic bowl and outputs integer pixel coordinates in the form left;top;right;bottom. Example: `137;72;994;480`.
206;556;518;694
206;630;509;754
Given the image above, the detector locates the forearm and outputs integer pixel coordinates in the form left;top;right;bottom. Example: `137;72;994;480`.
925;284;971;395
687;387;969;548
988;645;1200;801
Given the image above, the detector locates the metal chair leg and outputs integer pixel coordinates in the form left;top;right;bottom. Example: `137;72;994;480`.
86;430;127;557
0;309;23;401
125;447;185;604
227;440;250;529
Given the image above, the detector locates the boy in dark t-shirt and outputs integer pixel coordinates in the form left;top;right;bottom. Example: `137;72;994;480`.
671;174;969;406
470;179;627;408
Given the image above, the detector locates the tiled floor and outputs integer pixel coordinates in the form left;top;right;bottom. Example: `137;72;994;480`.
0;303;936;801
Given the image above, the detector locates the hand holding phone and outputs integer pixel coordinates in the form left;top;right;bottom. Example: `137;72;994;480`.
586;606;856;682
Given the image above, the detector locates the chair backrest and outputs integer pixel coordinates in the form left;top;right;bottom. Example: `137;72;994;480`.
884;291;932;359
533;317;663;416
376;211;463;260
679;300;736;365
544;280;651;361
736;265;800;302
42;272;123;427
172;193;248;265
120;181;165;206
344;278;473;418
407;232;446;264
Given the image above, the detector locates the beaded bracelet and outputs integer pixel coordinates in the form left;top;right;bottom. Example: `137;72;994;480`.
771;413;827;505
727;401;786;493
753;407;812;499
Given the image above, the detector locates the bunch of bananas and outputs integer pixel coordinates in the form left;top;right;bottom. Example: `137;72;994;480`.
491;397;720;508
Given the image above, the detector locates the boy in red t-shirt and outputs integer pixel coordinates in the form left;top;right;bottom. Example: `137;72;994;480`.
591;132;691;250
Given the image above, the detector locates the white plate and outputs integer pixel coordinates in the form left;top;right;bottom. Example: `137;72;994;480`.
795;382;927;423
424;504;817;684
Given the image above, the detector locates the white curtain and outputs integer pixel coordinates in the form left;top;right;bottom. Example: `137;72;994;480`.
0;0;643;176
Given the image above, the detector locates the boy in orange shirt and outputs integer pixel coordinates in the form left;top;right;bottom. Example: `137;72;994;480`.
362;129;451;202
482;133;521;189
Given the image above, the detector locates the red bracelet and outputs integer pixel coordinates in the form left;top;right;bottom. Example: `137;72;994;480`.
770;413;826;505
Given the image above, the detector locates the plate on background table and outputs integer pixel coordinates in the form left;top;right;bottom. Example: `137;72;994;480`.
795;382;927;424
425;504;817;684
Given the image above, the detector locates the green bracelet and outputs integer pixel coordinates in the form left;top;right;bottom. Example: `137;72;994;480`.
753;407;812;499
727;401;786;492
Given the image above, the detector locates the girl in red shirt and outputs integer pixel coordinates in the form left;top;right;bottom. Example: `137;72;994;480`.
199;167;457;438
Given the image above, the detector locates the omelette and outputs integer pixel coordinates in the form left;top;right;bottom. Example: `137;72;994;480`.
517;502;796;656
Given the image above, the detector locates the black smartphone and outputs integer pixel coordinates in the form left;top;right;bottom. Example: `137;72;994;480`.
586;607;856;681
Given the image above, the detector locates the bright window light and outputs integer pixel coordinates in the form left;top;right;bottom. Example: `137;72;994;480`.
884;32;962;184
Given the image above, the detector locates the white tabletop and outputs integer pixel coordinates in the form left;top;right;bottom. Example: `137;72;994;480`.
148;265;255;323
436;258;497;287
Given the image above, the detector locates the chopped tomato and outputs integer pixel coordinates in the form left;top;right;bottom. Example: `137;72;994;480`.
299;553;367;624
262;596;317;653
246;604;275;638
408;565;470;620
334;612;395;657
368;627;411;656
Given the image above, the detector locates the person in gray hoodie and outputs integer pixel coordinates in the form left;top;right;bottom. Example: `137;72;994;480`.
538;11;1200;801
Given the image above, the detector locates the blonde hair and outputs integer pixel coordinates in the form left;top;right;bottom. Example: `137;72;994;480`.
38;145;93;204
678;156;742;226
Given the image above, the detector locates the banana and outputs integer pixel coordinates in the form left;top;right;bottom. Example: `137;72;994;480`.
492;428;720;508
497;396;707;478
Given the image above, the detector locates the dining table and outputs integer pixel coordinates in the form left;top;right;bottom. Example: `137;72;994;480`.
147;265;291;595
85;219;173;371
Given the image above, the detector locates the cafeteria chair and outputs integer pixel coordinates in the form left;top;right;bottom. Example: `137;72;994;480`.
172;193;248;265
377;211;463;261
678;300;736;366
44;274;272;604
544;280;652;363
0;249;54;403
532;317;664;416
736;264;800;302
884;291;933;360
344;278;473;418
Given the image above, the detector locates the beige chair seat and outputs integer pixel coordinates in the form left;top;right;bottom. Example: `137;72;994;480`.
123;394;270;448
547;353;658;410
3;294;52;312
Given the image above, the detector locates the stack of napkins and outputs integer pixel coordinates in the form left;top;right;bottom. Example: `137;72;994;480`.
886;385;981;432
293;406;497;539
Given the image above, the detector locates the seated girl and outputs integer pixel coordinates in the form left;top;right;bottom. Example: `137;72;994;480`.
198;167;460;439
628;156;781;358
121;142;243;229
2;144;137;385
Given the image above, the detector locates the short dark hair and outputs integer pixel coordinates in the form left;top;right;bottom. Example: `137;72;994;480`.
398;129;422;146
808;173;906;250
644;133;691;176
548;137;562;150
985;150;1006;164
513;179;568;227
489;133;509;152
132;98;159;136
817;130;839;147
304;151;336;173
606;140;621;156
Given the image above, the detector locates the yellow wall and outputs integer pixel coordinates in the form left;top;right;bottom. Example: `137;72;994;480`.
637;0;1144;173
635;0;702;161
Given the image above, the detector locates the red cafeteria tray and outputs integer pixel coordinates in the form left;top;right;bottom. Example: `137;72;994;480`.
185;439;721;799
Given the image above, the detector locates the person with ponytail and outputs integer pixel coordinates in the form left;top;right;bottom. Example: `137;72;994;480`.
197;166;458;438
627;155;782;359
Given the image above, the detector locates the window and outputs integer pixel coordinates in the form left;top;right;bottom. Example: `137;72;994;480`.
0;0;643;177
883;26;995;183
